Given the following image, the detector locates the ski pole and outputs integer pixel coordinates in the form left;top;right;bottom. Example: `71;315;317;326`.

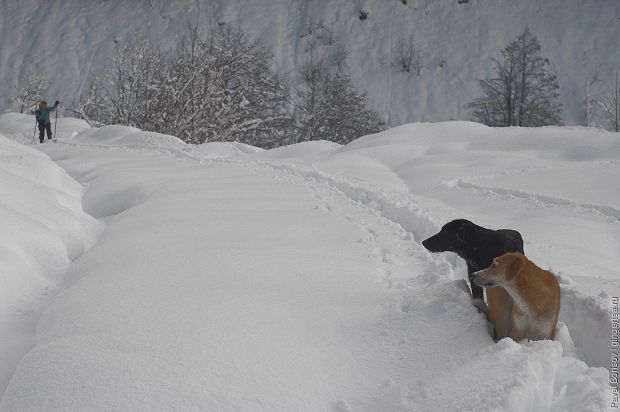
33;120;37;144
54;102;59;141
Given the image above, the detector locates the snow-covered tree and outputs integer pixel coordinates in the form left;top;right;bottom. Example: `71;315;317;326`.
598;71;620;132
9;70;50;113
466;28;562;127
585;69;602;128
156;24;294;146
84;25;293;148
293;60;384;144
84;35;163;127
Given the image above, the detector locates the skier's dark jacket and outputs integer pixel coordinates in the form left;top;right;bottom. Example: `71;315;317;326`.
31;102;59;125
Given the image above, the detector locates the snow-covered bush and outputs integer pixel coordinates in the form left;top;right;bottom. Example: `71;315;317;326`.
85;35;162;128
85;21;383;148
292;60;384;144
8;70;50;113
466;28;563;127
85;25;294;148
598;70;619;132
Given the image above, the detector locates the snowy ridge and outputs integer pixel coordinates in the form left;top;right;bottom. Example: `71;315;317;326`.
0;129;101;396
559;284;614;370
0;114;615;410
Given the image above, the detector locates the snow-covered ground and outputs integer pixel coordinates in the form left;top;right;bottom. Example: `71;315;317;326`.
0;113;616;411
2;0;620;126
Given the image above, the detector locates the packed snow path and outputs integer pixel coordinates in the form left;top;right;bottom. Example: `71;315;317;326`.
0;115;613;411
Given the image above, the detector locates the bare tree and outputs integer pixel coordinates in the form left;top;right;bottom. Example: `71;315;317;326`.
598;71;620;132
466;28;562;127
9;70;50;113
301;19;349;73
585;68;602;127
394;32;424;75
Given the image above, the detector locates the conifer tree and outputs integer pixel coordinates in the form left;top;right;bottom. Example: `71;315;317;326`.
293;60;384;144
467;28;562;127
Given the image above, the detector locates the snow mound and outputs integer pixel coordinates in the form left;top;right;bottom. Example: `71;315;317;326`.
116;131;187;150
70;124;140;144
58;125;187;151
345;121;620;162
194;141;264;158
251;140;342;160
0;133;101;396
405;338;610;412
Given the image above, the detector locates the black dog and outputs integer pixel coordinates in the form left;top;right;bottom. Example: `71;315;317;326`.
421;219;524;302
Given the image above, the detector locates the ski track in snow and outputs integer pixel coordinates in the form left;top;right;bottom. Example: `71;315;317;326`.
49;137;615;374
234;156;613;410
448;178;620;223
438;174;617;370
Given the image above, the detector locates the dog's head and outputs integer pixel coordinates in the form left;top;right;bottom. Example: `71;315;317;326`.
472;252;525;288
422;219;474;254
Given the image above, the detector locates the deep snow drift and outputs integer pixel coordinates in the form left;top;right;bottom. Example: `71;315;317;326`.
0;114;100;395
0;113;615;411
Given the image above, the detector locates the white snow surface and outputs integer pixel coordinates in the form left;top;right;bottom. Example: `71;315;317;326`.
0;113;615;411
0;116;100;397
2;0;620;127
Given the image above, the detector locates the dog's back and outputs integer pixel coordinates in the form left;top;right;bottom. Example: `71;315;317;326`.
511;256;561;341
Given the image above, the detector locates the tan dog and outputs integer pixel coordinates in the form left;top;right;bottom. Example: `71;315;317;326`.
472;252;560;341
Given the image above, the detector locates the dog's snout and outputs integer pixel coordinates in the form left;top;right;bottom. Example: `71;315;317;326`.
471;269;491;287
421;236;438;252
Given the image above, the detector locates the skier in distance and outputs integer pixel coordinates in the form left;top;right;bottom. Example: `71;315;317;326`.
31;100;59;143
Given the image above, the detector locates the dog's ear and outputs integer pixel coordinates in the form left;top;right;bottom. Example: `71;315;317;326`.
505;254;525;281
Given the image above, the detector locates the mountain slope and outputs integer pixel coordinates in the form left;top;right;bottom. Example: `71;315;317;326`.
1;0;619;126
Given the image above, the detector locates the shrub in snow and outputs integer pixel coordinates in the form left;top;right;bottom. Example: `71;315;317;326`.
8;70;50;113
393;32;424;76
84;25;294;148
292;59;385;145
466;27;563;127
598;70;620;132
158;24;294;148
85;35;162;129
